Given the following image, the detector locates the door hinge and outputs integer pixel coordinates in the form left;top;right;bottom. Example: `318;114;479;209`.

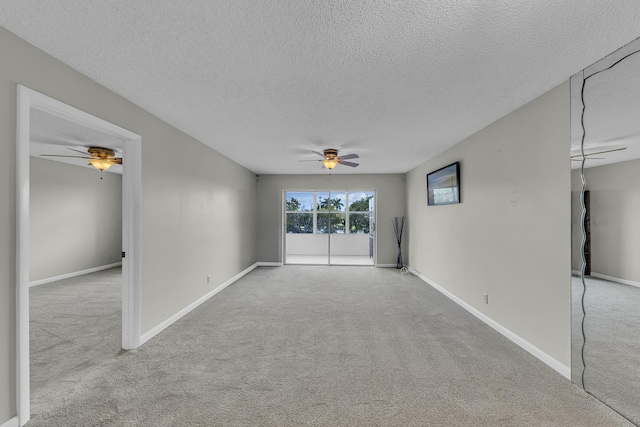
122;251;126;258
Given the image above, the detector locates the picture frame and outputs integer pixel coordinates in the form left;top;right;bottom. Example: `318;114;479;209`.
427;162;460;206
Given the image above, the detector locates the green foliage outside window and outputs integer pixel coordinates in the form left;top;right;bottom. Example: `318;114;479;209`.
349;213;370;234
317;197;344;212
286;197;301;212
348;195;373;234
317;213;345;234
286;196;313;233
349;195;372;212
286;213;313;233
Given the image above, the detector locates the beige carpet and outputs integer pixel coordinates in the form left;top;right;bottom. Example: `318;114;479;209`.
29;266;632;426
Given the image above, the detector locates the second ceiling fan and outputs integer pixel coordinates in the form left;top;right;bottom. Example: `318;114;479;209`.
41;146;122;179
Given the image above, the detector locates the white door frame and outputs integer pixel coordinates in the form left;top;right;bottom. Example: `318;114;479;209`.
15;85;142;425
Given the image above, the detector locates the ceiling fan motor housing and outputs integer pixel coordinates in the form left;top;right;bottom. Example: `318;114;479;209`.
324;149;338;159
88;146;116;159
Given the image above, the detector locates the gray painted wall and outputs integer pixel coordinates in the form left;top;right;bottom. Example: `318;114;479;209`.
406;82;571;366
257;174;405;266
571;159;640;283
0;26;257;423
30;157;122;282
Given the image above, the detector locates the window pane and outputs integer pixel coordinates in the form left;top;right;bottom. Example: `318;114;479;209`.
285;192;314;212
316;192;330;212
286;213;313;233
349;192;374;212
330;213;346;234
329;192;346;212
316;213;346;233
349;213;370;234
317;212;329;234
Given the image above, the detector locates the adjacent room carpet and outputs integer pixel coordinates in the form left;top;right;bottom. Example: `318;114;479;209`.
29;266;632;426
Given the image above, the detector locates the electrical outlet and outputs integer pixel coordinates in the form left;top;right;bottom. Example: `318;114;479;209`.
207;275;211;284
483;293;489;304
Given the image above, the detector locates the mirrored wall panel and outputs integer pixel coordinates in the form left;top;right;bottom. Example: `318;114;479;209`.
571;37;640;425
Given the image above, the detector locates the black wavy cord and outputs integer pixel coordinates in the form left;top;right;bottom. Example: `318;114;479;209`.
578;47;640;425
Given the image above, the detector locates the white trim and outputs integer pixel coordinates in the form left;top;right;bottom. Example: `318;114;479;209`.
590;272;640;289
571;270;580;276
121;125;142;350
281;190;286;265
25;89;140;140
257;262;283;267
1;416;20;427
29;262;123;287
16;85;142;425
409;268;571;379
16;85;31;425
139;263;258;345
375;264;397;268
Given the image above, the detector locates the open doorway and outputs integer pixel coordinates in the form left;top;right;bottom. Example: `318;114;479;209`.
284;190;375;265
29;109;125;421
16;86;141;424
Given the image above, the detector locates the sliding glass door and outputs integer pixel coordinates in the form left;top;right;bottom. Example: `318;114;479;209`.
284;190;374;265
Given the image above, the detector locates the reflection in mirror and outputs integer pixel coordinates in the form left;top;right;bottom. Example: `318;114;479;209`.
571;37;640;425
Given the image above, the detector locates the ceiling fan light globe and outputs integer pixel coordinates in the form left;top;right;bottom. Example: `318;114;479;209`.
322;158;339;169
89;158;114;171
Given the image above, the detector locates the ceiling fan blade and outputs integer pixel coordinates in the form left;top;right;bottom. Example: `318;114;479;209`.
570;147;627;158
339;160;359;167
112;158;123;164
298;159;322;162
338;153;359;160
67;147;89;155
312;151;325;157
41;154;91;159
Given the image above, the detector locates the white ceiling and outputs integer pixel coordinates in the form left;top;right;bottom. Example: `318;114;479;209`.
2;1;640;175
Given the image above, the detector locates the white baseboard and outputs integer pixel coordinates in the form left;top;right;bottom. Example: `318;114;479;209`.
590;272;640;289
375;264;397;268
571;270;580;276
409;268;571;380
1;416;19;427
257;262;283;267
29;262;123;287
139;263;258;346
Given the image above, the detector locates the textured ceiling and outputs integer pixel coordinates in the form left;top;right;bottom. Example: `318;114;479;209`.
2;1;640;174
